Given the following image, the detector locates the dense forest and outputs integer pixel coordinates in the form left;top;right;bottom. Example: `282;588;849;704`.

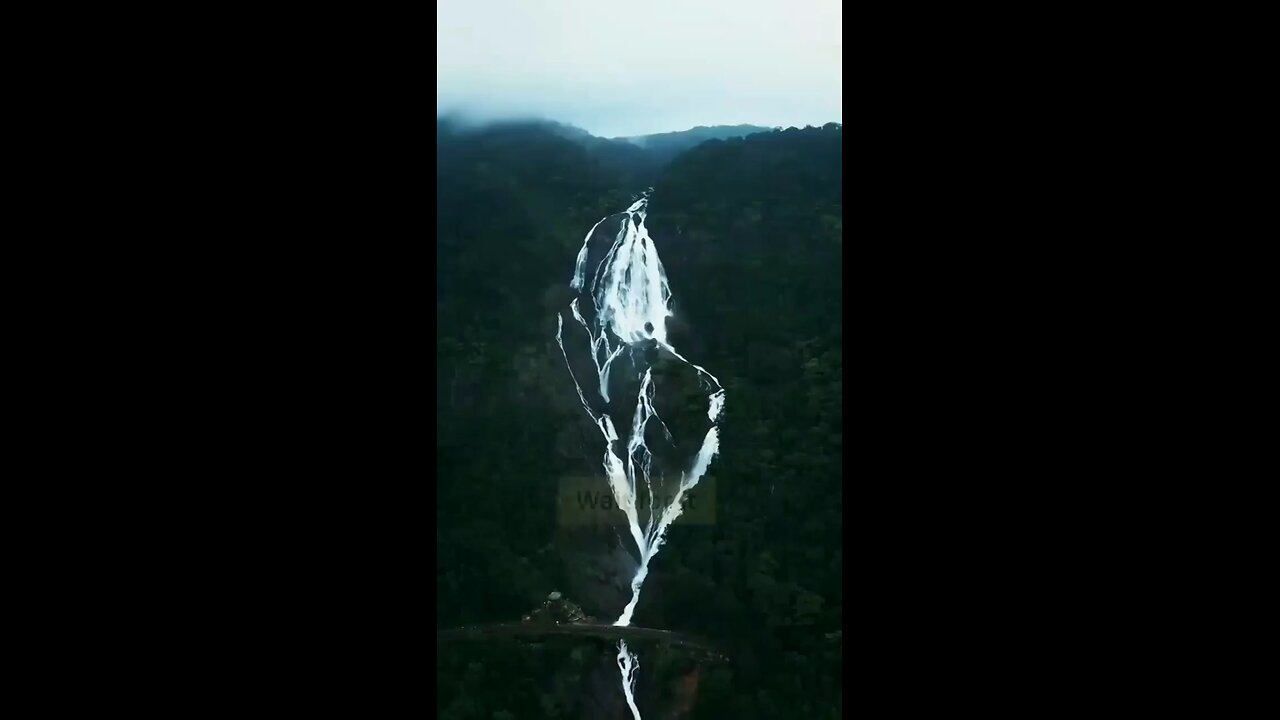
437;119;842;719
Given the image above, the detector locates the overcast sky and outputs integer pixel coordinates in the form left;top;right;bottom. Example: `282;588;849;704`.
437;0;841;138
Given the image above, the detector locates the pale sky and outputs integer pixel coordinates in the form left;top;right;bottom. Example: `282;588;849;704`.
437;0;842;138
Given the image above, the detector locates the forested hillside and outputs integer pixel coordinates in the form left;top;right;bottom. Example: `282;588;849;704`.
437;121;842;719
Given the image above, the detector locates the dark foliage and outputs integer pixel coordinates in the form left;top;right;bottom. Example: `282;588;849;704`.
437;120;841;719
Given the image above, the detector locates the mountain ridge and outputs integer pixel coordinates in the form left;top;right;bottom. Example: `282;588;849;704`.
614;123;773;146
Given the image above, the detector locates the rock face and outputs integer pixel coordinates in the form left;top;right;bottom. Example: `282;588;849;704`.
560;535;635;619
522;594;596;625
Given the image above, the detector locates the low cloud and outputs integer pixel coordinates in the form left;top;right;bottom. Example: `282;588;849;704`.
437;0;841;137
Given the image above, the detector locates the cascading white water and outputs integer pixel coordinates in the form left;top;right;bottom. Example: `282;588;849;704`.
555;190;724;719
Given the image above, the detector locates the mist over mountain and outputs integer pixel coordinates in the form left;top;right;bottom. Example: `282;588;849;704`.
437;0;840;137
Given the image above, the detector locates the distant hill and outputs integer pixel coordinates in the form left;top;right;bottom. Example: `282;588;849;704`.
563;123;775;184
438;117;780;185
615;124;773;150
530;120;771;147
